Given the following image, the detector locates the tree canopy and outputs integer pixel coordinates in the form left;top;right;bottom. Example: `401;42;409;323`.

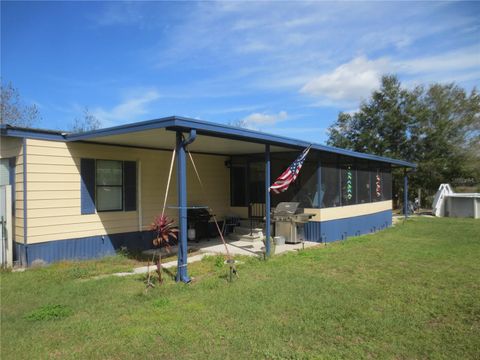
327;75;480;204
0;81;40;127
70;107;102;133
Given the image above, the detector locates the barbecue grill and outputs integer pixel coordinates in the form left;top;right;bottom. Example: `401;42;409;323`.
187;207;213;242
272;202;314;244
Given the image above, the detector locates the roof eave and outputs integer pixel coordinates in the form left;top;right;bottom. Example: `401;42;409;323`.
3;116;416;168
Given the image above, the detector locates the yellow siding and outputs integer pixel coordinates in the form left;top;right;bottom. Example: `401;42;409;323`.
305;200;392;221
24;139;231;244
230;201;391;222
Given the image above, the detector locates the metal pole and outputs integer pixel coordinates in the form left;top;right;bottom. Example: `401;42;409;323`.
176;131;191;283
317;158;322;208
404;170;408;219
265;144;271;257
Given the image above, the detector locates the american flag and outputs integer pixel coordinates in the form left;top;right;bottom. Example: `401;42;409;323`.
270;145;311;194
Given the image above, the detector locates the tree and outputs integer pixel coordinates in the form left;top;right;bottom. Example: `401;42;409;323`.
327;75;480;206
0;81;40;127
70;107;102;133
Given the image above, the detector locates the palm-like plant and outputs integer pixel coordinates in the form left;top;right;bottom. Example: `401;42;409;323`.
149;214;178;284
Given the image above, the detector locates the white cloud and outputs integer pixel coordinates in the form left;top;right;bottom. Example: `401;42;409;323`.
300;46;480;106
395;46;479;74
92;89;160;125
242;111;288;126
300;56;390;104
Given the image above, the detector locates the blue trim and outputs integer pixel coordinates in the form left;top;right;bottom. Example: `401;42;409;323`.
22;138;27;265
80;158;96;214
66;117;176;141
2;117;415;168
176;131;191;283
14;230;156;266
1;125;66;141
265;144;271;256
304;209;392;243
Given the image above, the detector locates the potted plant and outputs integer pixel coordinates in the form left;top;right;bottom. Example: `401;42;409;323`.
148;214;178;285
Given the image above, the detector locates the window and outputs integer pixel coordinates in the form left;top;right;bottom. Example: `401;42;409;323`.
80;158;137;214
96;160;123;211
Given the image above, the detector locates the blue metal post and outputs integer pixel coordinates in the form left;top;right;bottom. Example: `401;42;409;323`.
404;170;408;219
265;144;271;257
176;131;191;283
317;158;322;208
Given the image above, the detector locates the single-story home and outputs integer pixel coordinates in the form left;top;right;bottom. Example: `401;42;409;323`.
0;116;415;279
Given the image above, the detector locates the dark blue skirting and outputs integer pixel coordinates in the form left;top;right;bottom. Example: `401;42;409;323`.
15;230;156;266
16;210;392;266
304;209;392;243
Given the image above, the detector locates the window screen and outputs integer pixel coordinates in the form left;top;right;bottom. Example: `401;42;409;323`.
230;166;247;206
382;166;392;200
96;160;123;211
321;164;340;208
357;161;371;204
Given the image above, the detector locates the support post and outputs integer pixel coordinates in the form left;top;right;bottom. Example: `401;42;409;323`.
175;130;196;283
404;169;408;219
317;158;322;208
265;144;271;257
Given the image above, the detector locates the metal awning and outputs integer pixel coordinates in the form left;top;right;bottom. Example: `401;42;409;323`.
1;116;417;167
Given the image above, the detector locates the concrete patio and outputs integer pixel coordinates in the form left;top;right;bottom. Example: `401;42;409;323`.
108;238;320;278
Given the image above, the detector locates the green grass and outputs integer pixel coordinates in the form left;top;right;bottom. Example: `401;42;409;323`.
1;217;479;359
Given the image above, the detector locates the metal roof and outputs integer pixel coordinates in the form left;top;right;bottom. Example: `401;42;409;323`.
1;116;416;167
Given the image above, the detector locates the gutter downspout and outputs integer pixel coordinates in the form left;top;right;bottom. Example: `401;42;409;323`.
176;129;196;283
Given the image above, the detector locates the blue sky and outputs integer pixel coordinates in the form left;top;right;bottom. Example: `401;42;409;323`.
2;1;479;143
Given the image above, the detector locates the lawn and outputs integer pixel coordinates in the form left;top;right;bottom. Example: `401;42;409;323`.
1;217;479;359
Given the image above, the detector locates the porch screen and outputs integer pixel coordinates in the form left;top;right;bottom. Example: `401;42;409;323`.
356;160;371;204
371;166;383;202
230;166;247;207
321;163;340;208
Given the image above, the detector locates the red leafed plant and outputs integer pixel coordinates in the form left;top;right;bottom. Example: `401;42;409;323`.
147;214;178;286
151;214;178;248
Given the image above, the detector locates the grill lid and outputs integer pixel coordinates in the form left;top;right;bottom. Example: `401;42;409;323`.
273;202;301;216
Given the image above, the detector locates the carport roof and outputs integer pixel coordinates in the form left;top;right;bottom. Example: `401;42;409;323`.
1;115;416;167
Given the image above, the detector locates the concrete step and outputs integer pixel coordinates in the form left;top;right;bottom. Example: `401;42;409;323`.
228;233;264;242
234;226;263;236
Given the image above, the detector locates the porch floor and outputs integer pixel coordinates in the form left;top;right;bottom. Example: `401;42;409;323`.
192;237;319;257
109;239;319;278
